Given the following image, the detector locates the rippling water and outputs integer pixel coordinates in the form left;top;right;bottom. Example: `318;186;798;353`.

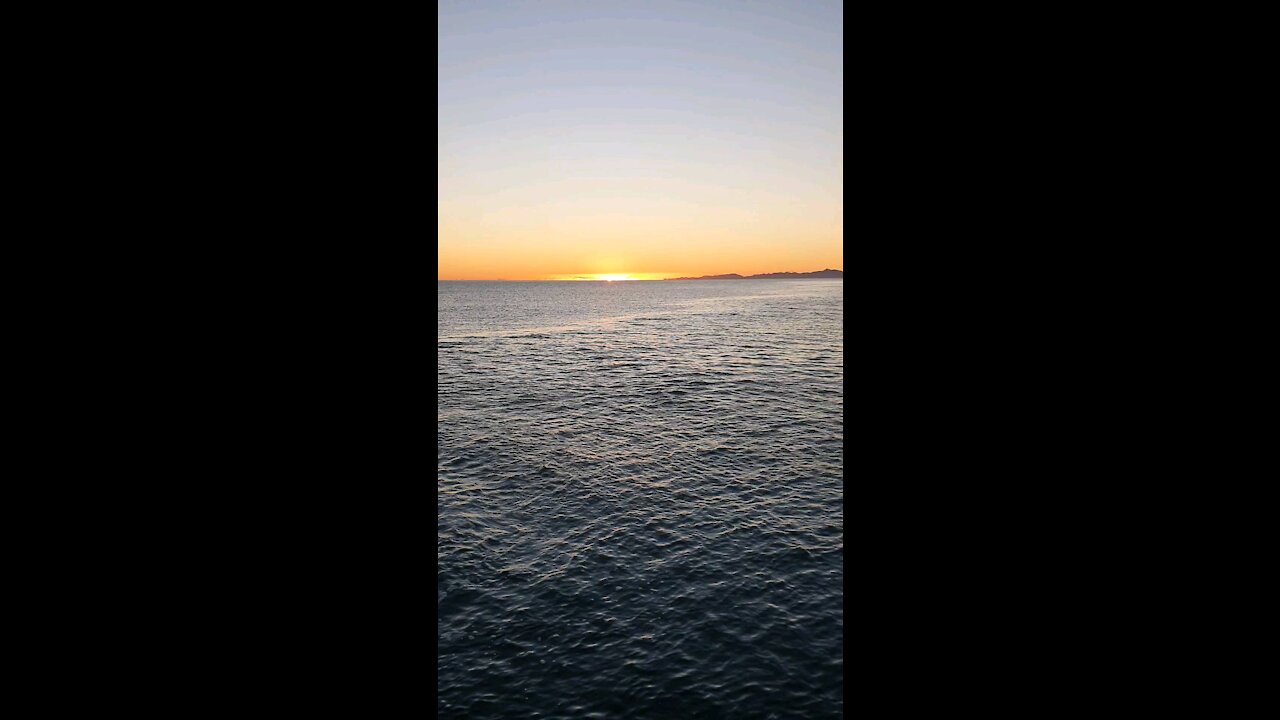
438;280;843;718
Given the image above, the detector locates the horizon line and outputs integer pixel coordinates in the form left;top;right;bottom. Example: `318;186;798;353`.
438;268;843;282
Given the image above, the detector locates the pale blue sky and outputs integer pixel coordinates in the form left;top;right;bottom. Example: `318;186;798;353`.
439;0;843;280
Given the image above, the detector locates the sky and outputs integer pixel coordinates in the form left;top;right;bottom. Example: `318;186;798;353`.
439;0;843;280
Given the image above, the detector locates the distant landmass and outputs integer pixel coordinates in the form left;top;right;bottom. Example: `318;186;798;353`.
665;269;843;281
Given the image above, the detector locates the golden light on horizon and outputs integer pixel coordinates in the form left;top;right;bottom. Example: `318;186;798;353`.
541;272;679;282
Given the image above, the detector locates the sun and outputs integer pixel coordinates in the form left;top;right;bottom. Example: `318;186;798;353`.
547;272;675;281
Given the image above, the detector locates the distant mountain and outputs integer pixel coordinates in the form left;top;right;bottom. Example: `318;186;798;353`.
670;273;745;280
666;269;842;280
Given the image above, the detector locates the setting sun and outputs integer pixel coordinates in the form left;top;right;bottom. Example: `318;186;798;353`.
545;272;678;281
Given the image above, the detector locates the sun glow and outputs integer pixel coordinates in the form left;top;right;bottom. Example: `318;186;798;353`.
543;272;684;282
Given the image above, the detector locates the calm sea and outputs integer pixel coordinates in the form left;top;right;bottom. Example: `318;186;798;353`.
438;280;843;718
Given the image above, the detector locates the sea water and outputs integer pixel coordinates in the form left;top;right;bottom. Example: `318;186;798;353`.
438;280;843;718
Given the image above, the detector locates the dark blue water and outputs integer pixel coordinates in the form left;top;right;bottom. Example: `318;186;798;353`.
438;280;843;718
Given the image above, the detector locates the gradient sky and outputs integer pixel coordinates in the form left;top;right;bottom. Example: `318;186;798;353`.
439;0;842;280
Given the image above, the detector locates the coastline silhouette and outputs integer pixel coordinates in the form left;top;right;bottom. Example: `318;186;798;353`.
665;268;843;280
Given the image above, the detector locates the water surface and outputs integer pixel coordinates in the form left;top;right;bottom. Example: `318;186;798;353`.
438;280;843;718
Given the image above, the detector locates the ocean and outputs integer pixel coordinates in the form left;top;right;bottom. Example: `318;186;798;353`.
438;279;844;718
